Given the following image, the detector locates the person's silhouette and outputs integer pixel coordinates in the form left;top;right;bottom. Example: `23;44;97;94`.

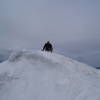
42;41;53;52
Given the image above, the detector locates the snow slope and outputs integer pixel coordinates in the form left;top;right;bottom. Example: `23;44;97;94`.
0;50;100;100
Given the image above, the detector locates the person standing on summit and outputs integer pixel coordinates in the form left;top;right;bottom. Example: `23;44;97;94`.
42;41;53;53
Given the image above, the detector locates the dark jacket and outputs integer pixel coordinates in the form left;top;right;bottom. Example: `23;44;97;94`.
42;42;53;52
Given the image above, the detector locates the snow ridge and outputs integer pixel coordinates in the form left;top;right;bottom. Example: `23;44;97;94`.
0;50;100;100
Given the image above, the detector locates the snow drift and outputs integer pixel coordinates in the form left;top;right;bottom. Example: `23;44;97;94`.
0;51;100;100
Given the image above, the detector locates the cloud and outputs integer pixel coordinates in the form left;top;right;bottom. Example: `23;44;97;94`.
0;0;100;67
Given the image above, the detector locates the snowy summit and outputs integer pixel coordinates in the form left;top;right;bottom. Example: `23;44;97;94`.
0;51;100;100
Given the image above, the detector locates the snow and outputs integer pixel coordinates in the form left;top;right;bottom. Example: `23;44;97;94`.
0;50;100;100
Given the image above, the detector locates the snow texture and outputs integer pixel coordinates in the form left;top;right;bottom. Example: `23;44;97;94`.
0;50;100;100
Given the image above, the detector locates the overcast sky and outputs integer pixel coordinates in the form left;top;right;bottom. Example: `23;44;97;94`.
0;0;100;67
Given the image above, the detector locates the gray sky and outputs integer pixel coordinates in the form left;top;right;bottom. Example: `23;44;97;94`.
0;0;100;67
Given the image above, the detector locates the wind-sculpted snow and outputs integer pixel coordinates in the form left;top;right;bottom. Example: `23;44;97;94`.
0;51;100;100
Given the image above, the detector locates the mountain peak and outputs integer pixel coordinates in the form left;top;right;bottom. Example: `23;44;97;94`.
0;50;100;100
